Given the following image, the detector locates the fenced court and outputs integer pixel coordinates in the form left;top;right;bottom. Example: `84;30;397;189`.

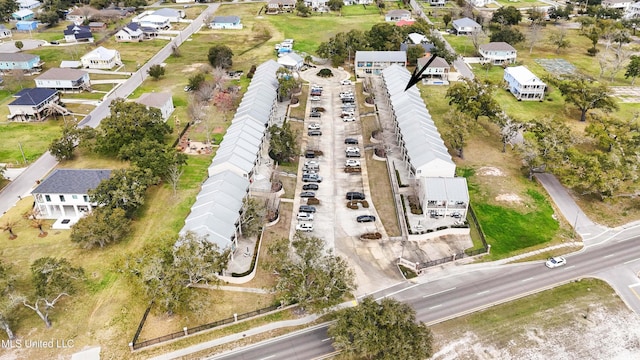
535;58;577;76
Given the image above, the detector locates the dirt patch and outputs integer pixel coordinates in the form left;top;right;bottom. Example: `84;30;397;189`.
181;63;208;73
213;126;225;133
478;166;505;177
495;193;523;203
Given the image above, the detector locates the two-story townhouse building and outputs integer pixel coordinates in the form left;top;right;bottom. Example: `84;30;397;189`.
303;0;329;10
0;53;42;72
479;42;517;65
35;68;90;92
503;66;546;101
355;51;407;77
17;0;40;10
7;88;62;121
80;46;121;69
602;0;633;10
623;0;640;18
31;169;112;225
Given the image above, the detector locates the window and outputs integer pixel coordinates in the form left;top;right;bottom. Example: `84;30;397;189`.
72;195;78;200
83;195;89;202
45;194;51;202
59;195;65;202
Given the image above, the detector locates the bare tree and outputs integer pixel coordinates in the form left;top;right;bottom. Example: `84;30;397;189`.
597;52;611;79
194;81;216;103
527;23;543;54
549;30;569;54
470;29;486;54
211;66;230;91
609;47;630;82
1;221;18;240
31;219;48;237
166;162;184;198
187;96;206;123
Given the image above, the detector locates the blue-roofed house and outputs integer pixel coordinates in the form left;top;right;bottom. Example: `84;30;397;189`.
15;20;38;31
31;169;112;224
210;16;243;29
64;24;93;43
12;9;34;20
452;17;481;35
0;53;42;71
7;88;62;122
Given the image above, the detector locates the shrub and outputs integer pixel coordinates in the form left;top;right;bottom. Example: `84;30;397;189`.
407;195;423;215
291;97;299;104
307;198;320;205
361;200;369;208
347;201;359;209
361;232;382;240
317;68;333;77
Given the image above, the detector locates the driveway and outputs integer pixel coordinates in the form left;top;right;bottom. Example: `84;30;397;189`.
0;39;46;52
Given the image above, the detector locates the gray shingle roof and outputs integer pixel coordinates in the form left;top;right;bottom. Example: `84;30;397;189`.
32;169;111;194
36;68;87;81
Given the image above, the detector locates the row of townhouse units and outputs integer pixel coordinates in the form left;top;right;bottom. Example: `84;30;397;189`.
179;60;282;257
380;64;470;221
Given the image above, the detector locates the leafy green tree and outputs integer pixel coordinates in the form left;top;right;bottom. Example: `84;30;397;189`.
549;30;570;54
14;41;23;51
23;257;84;328
269;120;297;162
556;78;618;122
581;26;601;55
367;22;405;51
0;165;5;182
446;78;501;120
441;109;474;158
489;26;525;45
48;123;95;161
276;67;298;101
327;0;342;11
442;13;452;28
329;296;434;360
296;0;311;17
188;72;206;91
38;11;60;26
89;167;154;218
406;45;425;66
625;55;640;85
207;44;233;69
173;231;231;286
147;64;165;80
520;116;574;176
96;99;171;156
0;260;19;340
70;207;131;249
118;138;187;181
0;0;18;22
263;233;356;312
426;35;456;64
241;198;266;237
491;6;522;26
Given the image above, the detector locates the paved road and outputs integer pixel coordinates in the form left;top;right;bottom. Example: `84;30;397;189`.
207;230;640;359
0;5;219;216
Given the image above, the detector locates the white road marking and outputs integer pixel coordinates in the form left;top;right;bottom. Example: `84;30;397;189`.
376;283;420;300
429;304;442;309
564;265;576;270
422;287;457;299
259;356;276;360
321;338;331;342
603;254;616;259
624;258;640;265
521;277;534;282
477;290;490;295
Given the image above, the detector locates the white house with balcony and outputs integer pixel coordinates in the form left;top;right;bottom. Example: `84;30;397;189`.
31;169;111;227
479;42;517;65
503;66;546;101
80;46;121;69
602;0;633;10
452;17;481;35
355;51;406;77
135;14;170;30
35;68;90;92
7;88;64;122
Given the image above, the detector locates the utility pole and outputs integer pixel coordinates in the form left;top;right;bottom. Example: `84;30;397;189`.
18;142;27;164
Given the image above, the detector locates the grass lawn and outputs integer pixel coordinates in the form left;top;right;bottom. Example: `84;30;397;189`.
363;145;401;237
431;279;630;357
0;120;63;165
493;0;549;7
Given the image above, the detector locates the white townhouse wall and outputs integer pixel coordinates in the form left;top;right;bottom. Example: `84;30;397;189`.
504;66;546;101
31;169;111;220
34;68;90;91
135;92;174;121
355;51;406;77
602;0;633;10
419;177;470;219
624;1;640;18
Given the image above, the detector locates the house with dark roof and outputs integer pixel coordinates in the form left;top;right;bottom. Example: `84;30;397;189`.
417;55;450;82
31;169;112;224
7;88;62;122
0;53;42;71
479;42;517;65
64;24;93;43
35;68;90;92
355;51;407;77
135;92;174;121
210;16;243;29
452;17;481;35
115;22;157;42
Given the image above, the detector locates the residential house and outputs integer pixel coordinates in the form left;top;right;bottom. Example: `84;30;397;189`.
152;8;185;22
135;92;174;121
602;0;633;10
64;24;93;43
88;22;106;32
428;0;446;6
624;1;640;18
66;6;98;22
452;17;481;35
420;177;469;219
266;0;296;13
17;0;40;10
175;0;192;3
343;0;374;4
303;0;329;10
7;88;63;122
210;16;243;29
80;46;121;69
35;68;90;92
277;52;304;70
479;42;516;65
355;51;407;77
15;20;38;31
417;55;449;81
503;66;546;101
385;9;411;22
0;53;42;71
0;25;12;39
136;14;171;30
396;19;416;26
31;169;111;222
12;9;34;21
114;23;144;42
407;32;427;44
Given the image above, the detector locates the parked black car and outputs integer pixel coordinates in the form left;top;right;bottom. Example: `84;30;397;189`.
344;138;359;145
305;150;316;158
357;215;376;223
308;130;322;136
300;191;316;198
299;205;317;213
303;184;319;190
346;192;365;200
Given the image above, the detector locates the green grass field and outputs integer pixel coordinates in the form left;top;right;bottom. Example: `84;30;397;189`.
0;121;63;164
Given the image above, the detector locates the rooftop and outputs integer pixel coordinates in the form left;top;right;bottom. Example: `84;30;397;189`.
10;88;58;106
32;169;111;194
36;67;87;81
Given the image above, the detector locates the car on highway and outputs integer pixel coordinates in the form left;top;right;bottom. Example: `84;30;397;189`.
299;205;316;213
302;184;319;190
357;215;376;223
302;173;323;182
345;159;360;167
296;223;314;232
344;138;359;145
308;130;322;136
341;79;352;85
343;117;356;122
346;192;365;200
545;256;567;268
300;191;316;198
296;213;314;221
308;123;321;130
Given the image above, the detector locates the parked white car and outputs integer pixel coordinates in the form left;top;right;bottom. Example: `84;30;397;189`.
296;223;314;232
343;117;356;122
341;79;352;85
308;123;321;130
345;159;360;167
